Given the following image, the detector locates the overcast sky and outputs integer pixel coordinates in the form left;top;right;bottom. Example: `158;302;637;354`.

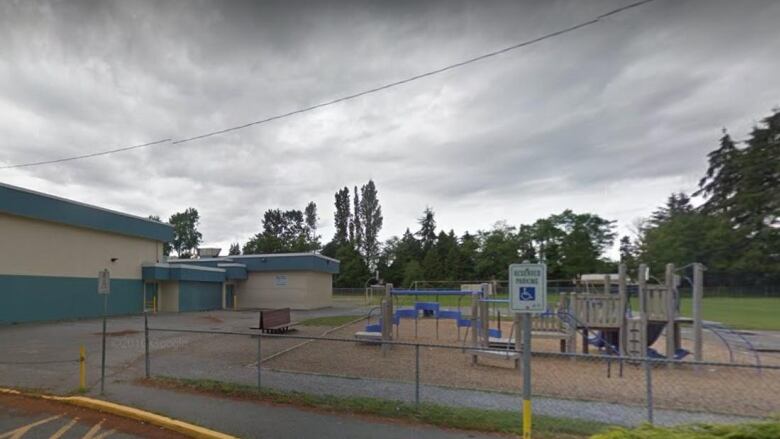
1;0;779;257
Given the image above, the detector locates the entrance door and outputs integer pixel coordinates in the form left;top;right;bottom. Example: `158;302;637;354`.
225;284;235;310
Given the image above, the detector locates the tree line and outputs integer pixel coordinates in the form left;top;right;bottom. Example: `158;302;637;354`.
623;109;779;283
154;108;779;288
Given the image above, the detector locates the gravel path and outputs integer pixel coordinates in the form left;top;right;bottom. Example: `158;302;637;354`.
256;368;757;427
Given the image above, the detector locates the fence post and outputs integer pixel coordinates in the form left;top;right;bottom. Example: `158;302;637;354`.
644;358;654;424
257;333;262;390
693;263;704;363
415;344;420;408
144;312;150;378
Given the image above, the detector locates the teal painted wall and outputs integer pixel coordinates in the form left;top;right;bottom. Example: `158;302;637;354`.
0;275;143;324
179;281;222;312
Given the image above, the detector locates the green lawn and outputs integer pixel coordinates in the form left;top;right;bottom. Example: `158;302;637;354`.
343;292;780;331
678;297;779;331
593;421;780;439
146;376;609;438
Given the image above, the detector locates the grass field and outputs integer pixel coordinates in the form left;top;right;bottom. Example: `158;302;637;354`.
345;292;780;331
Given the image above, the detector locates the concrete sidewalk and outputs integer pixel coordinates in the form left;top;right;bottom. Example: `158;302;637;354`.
103;382;505;439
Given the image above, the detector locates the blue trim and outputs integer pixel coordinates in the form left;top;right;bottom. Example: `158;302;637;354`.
167;259;227;268
142;265;225;283
228;255;339;274
219;265;248;280
0;183;173;242
179;281;222;311
0;274;143;324
168;254;339;274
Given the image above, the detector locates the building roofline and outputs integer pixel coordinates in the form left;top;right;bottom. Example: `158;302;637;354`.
229;253;340;263
167;257;233;263
0;182;173;242
143;263;226;273
0;182;168;226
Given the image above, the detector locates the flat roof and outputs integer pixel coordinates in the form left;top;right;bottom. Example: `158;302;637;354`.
0;182;173;242
229;253;340;264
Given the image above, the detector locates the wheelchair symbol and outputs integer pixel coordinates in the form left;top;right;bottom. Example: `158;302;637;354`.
518;286;536;301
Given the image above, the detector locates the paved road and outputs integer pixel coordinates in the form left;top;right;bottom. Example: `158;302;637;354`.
106;382;506;439
0;392;173;439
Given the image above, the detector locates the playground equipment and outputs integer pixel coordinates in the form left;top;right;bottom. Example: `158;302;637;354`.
354;284;479;345
560;262;704;360
460;283;521;367
354;262;761;369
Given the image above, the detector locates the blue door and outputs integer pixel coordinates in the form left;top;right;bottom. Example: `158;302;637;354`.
226;284;235;309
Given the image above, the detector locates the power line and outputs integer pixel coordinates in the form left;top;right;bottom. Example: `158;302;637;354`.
0;139;171;170
0;0;657;170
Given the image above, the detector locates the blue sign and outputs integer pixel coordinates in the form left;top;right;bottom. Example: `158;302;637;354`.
518;286;536;301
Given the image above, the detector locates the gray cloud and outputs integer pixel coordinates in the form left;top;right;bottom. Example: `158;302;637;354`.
1;0;779;256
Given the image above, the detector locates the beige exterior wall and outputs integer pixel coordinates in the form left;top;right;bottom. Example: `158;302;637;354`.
158;281;179;312
0;212;163;279
235;271;332;310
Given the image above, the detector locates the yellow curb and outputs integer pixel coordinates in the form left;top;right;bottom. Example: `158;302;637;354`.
0;387;237;439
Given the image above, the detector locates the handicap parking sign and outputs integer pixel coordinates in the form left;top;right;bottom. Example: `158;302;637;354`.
518;286;536;301
509;263;546;313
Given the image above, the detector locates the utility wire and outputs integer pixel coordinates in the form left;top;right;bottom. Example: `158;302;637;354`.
0;139;171;169
0;0;656;170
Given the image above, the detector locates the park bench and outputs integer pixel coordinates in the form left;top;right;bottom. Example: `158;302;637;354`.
252;308;297;334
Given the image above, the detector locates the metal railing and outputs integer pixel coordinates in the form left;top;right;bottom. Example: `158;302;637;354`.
141;317;780;427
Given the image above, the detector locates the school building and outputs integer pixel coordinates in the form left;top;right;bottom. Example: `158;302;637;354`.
0;182;339;324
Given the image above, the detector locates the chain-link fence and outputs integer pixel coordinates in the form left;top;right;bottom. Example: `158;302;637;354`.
141;313;779;428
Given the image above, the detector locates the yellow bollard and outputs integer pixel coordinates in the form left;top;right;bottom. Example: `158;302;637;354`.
79;345;86;390
523;399;532;439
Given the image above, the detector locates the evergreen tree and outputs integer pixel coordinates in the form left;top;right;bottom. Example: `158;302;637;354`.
304;201;321;250
649;193;693;227
695;130;741;216
458;232;479;280
350;185;363;250
416;207;437;252
228;242;241;255
358;180;383;270
619;236;636;267
333;187;351;245
730;110;780;232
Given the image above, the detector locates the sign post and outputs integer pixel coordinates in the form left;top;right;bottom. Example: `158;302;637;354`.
509;262;547;439
98;269;110;394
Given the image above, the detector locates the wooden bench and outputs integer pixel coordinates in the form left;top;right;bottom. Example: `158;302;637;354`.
251;308;297;334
